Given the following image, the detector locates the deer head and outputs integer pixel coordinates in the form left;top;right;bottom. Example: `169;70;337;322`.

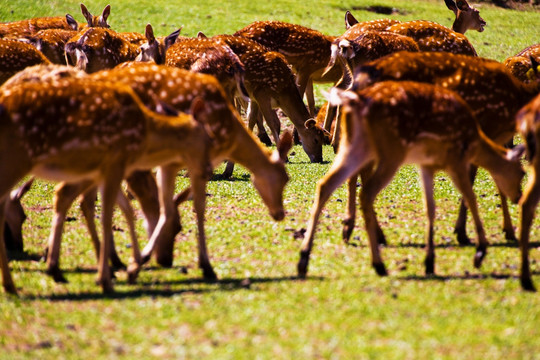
445;0;486;33
135;24;181;64
80;3;111;28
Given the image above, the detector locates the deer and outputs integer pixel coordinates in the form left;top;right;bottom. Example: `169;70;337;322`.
134;24;181;64
0;14;80;39
80;4;111;29
65;27;140;73
212;34;330;163
20;29;78;64
2;179;33;253
20;63;291;283
351;51;540;246
0;76;214;294
0;38;51;84
444;0;486;34
297;81;524;280
515;92;540;292
504;44;540;84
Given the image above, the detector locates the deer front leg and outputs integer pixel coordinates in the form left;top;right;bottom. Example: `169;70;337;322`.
454;165;477;245
498;190;517;242
254;96;281;147
519;168;539;292
46;181;94;283
115;190;142;284
342;174;358;244
420;167;436;275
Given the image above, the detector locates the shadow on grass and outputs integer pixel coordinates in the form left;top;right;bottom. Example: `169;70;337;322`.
210;173;251;182
21;274;324;301
398;270;540;282
346;241;540;249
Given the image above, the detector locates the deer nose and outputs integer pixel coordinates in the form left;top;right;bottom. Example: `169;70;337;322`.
272;209;285;221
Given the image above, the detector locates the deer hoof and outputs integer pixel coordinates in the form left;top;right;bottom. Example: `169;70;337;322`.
473;249;486;268
46;267;68;283
521;276;537;292
373;262;388;276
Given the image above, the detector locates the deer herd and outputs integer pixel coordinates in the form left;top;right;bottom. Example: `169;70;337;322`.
0;1;538;295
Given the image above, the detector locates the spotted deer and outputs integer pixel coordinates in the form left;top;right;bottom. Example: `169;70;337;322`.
504;44;540;84
21;29;78;64
213;34;330;162
234;20;337;117
65;27;140;72
0;76;213;294
0;14;80;38
297;81;524;279
0;39;51;84
352;51;540;245
134;24;181;64
444;0;486;34
80;4;111;29
515;92;540;292
88;63;292;279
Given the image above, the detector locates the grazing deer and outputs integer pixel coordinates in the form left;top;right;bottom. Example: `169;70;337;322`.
0;39;51;84
0;14;79;38
353;51;540;245
65;27;140;72
0;76;213;294
213;35;330;162
297;81;524;279
504;44;540;84
444;0;486;34
234;20;337;116
515;92;540;292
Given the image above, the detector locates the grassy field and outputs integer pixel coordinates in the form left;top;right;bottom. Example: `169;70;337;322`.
1;0;540;358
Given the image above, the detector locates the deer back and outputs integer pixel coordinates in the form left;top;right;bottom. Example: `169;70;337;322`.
0;15;80;38
504;44;540;83
23;28;78;64
0;39;50;84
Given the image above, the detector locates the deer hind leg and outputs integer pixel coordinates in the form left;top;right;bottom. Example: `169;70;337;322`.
454;165;477;246
246;100;272;146
519;166;539;292
298;147;370;278
498;190;517;241
420;167;437;275
448;165;488;269
114;189;142;284
255;97;281;147
359;164;386;246
342;174;358;244
360;159;401;276
46;181;94;283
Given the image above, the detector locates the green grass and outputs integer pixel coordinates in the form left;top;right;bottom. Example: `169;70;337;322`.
1;0;540;359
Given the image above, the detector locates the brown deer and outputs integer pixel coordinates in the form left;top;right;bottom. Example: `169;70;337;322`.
515;92;540;292
213;34;330;162
234;20;337;117
80;4;111;29
21;29;78;64
0;39;51;84
134;24;181;64
0;76;213;294
0;14;80;38
65;27;140;72
504;44;540;84
444;0;486;34
297;81;524;279
352;51;540;245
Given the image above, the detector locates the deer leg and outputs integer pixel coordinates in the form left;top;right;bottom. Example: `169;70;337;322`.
448;165;488;269
498;190;517;242
46;181;94;283
454;165;477;245
246;100;272;146
342;174;358;244
360;161;401;276
190;170;216;280
115;190;142;284
359;164;386;245
0;198;17;295
140;164;180;266
519;167;539;292
255;97;281;147
298;148;368;278
302;76;316;117
330;106;342;153
221;161;236;179
420;167;437;275
97;166;125;293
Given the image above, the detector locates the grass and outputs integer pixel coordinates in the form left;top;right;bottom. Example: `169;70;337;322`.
1;0;540;358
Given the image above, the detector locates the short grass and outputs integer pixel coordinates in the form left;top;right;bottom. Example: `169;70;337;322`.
0;0;539;359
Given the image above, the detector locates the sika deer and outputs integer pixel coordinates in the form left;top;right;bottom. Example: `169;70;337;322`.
0;39;50;84
234;20;337;116
22;29;78;64
80;4;111;29
214;35;330;162
515;92;540;292
90;63;292;279
135;24;181;64
504;44;540;84
353;51;540;245
297;81;524;279
0;77;213;294
444;0;486;34
65;27;140;72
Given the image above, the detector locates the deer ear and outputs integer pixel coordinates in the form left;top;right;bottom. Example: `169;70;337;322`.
101;4;111;24
190;97;206;121
445;0;458;13
80;3;93;26
66;14;79;30
456;0;471;11
145;24;155;43
304;118;316;129
197;31;207;39
165;27;182;48
345;11;358;29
